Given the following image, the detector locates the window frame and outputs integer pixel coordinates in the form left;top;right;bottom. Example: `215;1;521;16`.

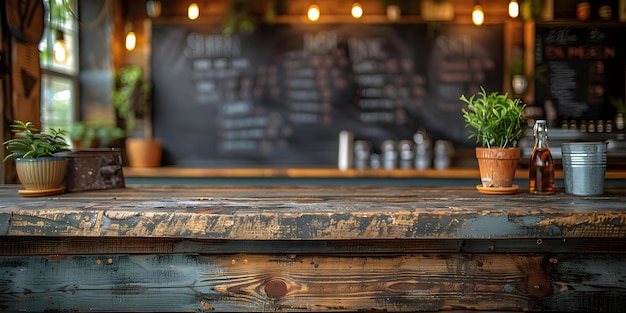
39;0;79;133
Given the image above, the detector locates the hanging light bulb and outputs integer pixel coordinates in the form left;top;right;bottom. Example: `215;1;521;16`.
125;31;137;51
472;3;484;26
307;4;320;22
188;3;199;20
351;2;363;19
53;30;68;63
124;22;136;51
508;0;519;18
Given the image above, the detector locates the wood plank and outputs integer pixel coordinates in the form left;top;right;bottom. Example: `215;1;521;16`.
1;185;625;312
1;186;625;240
1;253;624;312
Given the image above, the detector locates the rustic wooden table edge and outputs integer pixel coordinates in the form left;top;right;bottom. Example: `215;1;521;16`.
1;185;625;241
1;185;626;312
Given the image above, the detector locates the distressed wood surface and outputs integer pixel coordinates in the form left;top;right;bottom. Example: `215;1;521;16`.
1;253;625;312
1;185;626;312
1;185;625;240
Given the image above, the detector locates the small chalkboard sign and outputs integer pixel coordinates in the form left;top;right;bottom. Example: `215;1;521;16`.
535;23;626;122
152;23;504;166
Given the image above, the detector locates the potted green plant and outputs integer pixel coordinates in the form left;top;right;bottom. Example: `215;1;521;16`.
460;87;529;194
113;65;162;167
222;0;256;36
520;0;545;20
2;120;70;196
69;119;125;149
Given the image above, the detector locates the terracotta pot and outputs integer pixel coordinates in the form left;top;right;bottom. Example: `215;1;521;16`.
475;147;520;188
126;138;162;168
16;157;68;190
72;139;98;149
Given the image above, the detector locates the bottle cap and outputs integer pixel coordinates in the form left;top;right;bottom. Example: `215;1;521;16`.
534;119;547;136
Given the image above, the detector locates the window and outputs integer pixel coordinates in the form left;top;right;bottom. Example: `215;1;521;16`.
39;0;78;133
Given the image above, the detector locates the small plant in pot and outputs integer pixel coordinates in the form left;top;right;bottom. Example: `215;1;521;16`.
69;119;125;149
113;65;161;167
460;87;529;194
2;120;70;196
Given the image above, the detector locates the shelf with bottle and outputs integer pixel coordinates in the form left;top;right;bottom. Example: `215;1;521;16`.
519;122;626;162
551;0;624;22
556;119;626;139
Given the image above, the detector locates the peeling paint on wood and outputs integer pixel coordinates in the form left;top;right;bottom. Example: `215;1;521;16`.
0;253;624;312
1;186;625;240
1;185;625;312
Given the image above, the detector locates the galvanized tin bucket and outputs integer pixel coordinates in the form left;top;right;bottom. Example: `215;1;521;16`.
561;142;608;196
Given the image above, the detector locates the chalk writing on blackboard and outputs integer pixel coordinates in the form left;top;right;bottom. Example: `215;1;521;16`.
535;24;626;121
152;23;504;166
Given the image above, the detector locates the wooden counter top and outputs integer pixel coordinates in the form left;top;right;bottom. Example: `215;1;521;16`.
1;185;625;240
1;185;625;312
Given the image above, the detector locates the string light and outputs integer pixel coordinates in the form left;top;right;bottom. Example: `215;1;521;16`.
351;2;363;19
124;22;136;51
508;0;519;18
188;3;199;20
53;30;68;63
125;31;136;51
472;3;484;26
307;4;320;22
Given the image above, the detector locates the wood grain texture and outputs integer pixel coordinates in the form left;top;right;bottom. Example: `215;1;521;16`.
1;185;625;240
1;185;626;312
1;253;625;312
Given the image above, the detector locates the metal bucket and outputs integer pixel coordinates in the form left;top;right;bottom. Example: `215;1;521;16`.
561;142;608;196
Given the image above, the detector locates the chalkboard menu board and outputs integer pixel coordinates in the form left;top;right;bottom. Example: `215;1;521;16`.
152;23;503;166
535;23;626;122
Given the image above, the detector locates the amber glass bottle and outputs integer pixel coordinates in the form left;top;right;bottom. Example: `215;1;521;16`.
529;120;555;194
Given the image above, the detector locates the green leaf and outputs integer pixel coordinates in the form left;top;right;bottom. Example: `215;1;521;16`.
2;120;69;162
459;87;529;148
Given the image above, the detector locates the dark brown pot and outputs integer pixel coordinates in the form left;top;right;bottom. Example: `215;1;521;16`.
475;147;520;188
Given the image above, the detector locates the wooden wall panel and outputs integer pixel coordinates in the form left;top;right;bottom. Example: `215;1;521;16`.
1;253;625;312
